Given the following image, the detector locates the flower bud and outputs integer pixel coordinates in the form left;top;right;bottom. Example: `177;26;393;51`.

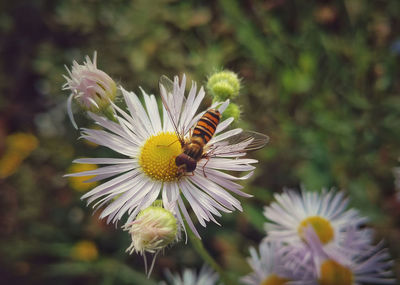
124;202;178;255
207;70;241;100
221;102;241;122
63;52;117;129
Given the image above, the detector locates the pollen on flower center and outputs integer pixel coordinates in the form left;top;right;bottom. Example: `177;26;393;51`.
260;274;290;285
319;259;353;285
139;132;182;181
298;216;334;244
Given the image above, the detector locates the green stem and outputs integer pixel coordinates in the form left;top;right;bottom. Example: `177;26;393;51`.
185;220;239;285
102;105;118;123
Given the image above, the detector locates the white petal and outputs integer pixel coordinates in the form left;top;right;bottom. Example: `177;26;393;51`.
208;128;242;145
142;90;162;133
199;158;256;172
100;175;152;219
179;181;209;227
178;196;201;239
67;94;78;129
82;169;140;200
73;158;137;165
188;174;241;211
80;129;139;157
218;99;229;113
215;117;234;135
65;163;136;177
182;85;205;130
121;87;152;137
201;168;253;198
88;112;140;145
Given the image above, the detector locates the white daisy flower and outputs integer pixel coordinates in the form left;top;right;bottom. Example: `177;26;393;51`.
65;75;259;238
277;224;375;285
263;188;369;259
302;226;395;285
63;52;117;129
241;241;309;285
161;266;220;285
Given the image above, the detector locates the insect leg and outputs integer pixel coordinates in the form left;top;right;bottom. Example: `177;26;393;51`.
184;172;195;177
157;139;180;148
202;156;211;177
200;144;221;177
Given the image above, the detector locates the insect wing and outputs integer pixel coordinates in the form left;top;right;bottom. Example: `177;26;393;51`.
205;130;269;158
159;75;185;144
227;130;269;151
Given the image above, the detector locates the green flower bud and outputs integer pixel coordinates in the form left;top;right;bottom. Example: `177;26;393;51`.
221;102;241;122
207;70;241;100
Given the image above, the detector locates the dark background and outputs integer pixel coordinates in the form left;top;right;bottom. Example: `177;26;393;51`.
0;0;399;284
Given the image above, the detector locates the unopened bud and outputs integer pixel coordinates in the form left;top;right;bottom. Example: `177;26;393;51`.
207;70;241;100
221;102;241;122
63;52;117;129
124;202;178;255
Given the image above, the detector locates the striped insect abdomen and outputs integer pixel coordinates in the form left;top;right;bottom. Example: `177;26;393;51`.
192;109;221;144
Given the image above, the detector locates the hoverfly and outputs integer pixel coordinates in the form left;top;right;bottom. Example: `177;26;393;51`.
159;75;269;178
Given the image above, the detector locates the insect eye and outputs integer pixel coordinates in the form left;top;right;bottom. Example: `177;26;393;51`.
186;159;197;172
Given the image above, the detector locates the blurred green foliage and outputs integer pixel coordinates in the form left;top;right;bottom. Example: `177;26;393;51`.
0;0;399;284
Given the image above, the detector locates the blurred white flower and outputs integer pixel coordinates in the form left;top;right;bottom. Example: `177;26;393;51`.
161;266;220;285
241;241;309;285
264;188;369;260
302;226;395;285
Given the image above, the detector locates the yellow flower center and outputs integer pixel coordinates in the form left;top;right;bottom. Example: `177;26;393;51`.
139;132;182;182
319;259;353;285
298;216;334;244
260;274;290;285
